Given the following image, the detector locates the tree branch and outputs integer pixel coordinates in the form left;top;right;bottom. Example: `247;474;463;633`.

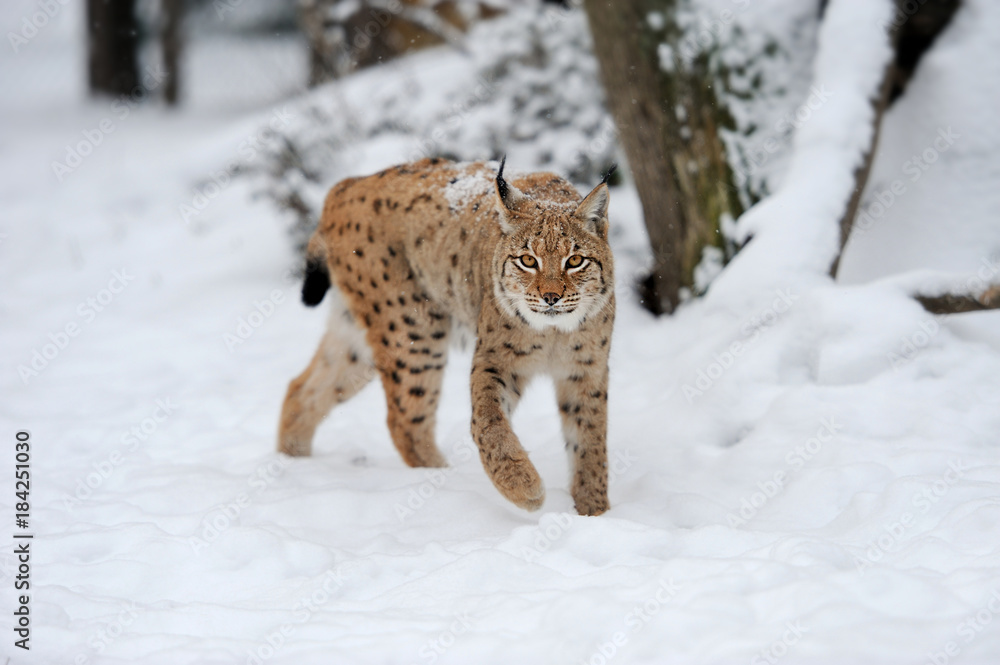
915;285;1000;314
829;54;895;278
829;5;899;278
830;0;962;278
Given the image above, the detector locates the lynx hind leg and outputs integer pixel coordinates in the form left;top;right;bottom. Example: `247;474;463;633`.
278;292;375;456
370;305;451;468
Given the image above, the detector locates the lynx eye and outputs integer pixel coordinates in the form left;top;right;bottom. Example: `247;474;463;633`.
519;254;538;269
566;254;584;269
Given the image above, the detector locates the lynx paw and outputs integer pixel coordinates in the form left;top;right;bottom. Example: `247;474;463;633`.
572;490;609;516
409;448;448;468
494;455;545;511
278;436;311;457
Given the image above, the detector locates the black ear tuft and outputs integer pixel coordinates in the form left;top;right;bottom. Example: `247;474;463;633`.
600;163;618;186
496;154;509;202
301;258;330;306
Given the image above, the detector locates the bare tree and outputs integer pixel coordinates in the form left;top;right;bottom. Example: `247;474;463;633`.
87;0;140;97
583;0;743;315
162;0;184;106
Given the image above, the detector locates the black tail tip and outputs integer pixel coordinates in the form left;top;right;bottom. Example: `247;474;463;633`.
301;258;330;306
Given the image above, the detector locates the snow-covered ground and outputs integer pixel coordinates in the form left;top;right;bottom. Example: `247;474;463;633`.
2;1;1000;664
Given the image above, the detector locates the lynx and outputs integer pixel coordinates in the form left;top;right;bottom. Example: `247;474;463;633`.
278;157;616;515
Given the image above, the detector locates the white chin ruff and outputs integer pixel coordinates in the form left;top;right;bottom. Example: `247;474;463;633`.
494;282;588;333
519;306;586;332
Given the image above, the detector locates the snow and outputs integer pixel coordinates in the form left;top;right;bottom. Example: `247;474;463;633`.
2;1;1000;664
442;162;495;212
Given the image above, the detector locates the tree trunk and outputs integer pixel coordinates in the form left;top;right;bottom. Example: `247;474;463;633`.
583;0;743;315
300;0;344;86
87;0;139;97
299;0;468;87
162;0;183;106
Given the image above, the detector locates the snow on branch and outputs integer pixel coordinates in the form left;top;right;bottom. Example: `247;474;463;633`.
706;0;897;309
916;289;1000;314
878;264;1000;314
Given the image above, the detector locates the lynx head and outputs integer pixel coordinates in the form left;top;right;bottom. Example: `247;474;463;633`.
492;158;616;333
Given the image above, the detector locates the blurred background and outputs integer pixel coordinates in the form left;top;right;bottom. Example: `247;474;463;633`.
39;0;983;311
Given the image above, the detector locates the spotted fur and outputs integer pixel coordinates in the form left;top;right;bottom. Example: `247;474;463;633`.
278;158;615;515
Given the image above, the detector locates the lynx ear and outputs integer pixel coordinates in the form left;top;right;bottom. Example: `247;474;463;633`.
575;163;615;237
575;188;610;239
494;155;527;234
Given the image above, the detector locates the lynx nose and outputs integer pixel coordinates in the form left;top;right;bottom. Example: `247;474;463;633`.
542;292;561;306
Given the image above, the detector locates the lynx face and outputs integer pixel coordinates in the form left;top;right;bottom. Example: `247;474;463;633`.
491;163;614;333
495;211;613;333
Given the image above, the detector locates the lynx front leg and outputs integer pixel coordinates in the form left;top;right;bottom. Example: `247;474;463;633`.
470;347;543;511
556;365;610;516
